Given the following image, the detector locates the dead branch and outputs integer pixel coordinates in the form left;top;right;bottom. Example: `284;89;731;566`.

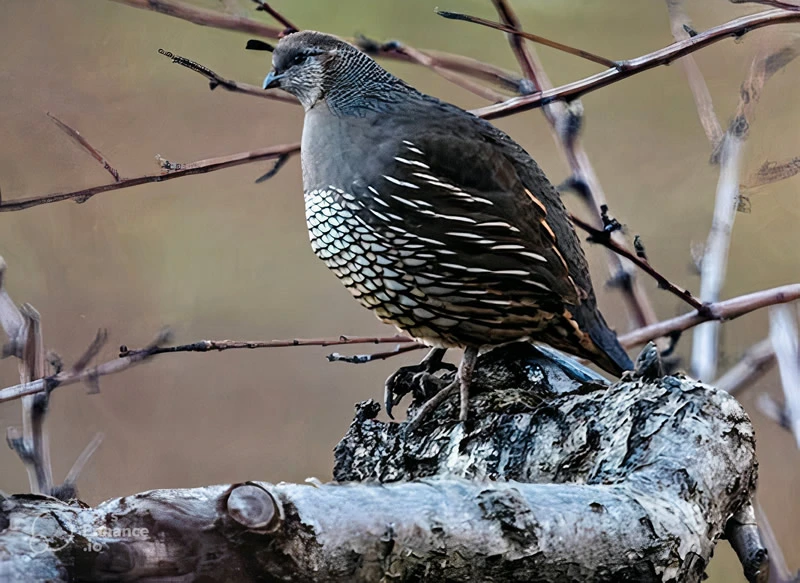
472;8;800;120
664;0;725;149
435;9;618;69
618;284;800;350
158;48;296;103
769;305;800;447
0;141;300;212
0;349;759;582
47;113;121;182
570;213;704;312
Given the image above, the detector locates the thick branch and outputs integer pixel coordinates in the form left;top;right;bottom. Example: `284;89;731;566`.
0;347;757;582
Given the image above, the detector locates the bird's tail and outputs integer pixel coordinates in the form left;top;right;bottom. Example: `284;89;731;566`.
552;306;633;377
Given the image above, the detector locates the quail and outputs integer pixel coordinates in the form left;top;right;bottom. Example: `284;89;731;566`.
261;31;633;423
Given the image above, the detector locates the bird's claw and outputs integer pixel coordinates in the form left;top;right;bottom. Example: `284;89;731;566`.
383;350;455;419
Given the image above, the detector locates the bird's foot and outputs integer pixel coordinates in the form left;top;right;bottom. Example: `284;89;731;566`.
404;346;479;432
383;348;455;419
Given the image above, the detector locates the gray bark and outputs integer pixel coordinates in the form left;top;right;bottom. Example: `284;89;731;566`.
0;343;764;582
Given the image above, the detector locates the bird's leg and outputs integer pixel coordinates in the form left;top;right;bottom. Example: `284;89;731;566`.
458;346;479;422
383;347;454;419
405;346;479;431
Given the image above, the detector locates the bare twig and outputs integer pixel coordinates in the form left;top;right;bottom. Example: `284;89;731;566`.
107;0;800;120
0;329;171;405
47;113;121;182
570;213;704;312
62;433;104;490
769;305;800;447
119;334;415;358
0;142;300;212
369;40;511;102
713;338;775;395
664;0;724;149
618;284;800;348
472;9;800;120
435;9;618;69
251;0;298;34
731;0;800;10
158;48;296;103
327;343;425;364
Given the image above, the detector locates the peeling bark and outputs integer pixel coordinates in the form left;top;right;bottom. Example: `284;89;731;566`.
0;343;761;582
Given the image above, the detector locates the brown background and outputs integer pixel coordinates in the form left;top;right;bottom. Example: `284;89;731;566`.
1;1;798;580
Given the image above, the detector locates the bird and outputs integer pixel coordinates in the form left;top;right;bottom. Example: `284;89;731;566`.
260;30;633;424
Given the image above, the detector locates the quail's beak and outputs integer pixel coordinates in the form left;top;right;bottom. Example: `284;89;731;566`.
262;70;285;90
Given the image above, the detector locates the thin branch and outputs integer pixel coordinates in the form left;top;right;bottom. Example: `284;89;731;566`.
0;142;300;212
108;0;800;121
111;0;523;93
471;9;800;120
769;305;800;448
251;0;298;34
158;48;296;103
570;213;705;312
368;40;511;102
731;0;800;10
435;9;618;69
327;343;425;364
664;0;724;148
118;334;415;358
0;329;172;405
713;338;775;395
47;113;121;182
618;284;800;348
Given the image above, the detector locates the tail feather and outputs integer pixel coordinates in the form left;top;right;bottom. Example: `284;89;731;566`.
580;306;632;376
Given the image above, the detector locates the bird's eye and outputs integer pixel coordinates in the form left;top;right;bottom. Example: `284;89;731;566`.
289;53;309;67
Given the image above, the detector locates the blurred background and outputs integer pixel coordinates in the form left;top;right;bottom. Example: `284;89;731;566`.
1;1;798;579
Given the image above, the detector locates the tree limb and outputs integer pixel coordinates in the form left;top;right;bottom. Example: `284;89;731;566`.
0;344;759;582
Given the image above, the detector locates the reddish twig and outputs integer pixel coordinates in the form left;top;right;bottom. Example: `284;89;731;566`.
570;214;704;312
731;0;800;10
119;334;416;358
251;0;298;34
472;9;800;120
47;113;121;182
618;284;800;348
158;48;296;103
0;142;300;212
436;9;618;69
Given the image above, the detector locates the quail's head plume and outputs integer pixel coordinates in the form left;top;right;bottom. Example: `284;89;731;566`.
262;31;633;424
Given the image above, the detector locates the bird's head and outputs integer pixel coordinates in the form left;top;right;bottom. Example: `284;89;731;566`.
260;31;403;112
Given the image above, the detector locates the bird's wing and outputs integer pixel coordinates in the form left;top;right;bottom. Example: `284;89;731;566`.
352;115;584;309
